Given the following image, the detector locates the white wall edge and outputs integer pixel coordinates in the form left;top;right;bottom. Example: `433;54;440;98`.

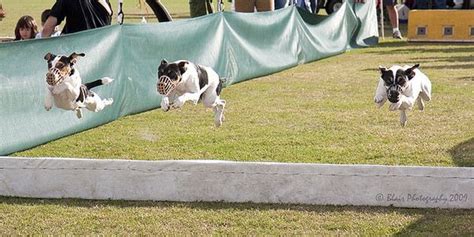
0;156;472;209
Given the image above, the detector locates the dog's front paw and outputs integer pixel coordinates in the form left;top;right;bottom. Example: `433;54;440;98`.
161;97;170;112
374;95;386;109
389;101;402;111
171;98;185;109
374;95;383;103
374;95;386;104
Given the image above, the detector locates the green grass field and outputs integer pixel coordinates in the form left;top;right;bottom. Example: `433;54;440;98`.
0;197;473;235
12;42;474;167
1;0;473;235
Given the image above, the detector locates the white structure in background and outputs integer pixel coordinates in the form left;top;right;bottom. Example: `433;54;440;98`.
0;157;472;209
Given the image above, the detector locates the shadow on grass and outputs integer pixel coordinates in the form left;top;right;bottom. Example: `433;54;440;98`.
454;76;474;82
407;55;474;64
360;58;474;72
393;209;474;236
0;196;473;235
420;63;474;70
449;137;474;167
369;42;474;55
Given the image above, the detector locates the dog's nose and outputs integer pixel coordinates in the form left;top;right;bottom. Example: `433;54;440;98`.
388;90;399;103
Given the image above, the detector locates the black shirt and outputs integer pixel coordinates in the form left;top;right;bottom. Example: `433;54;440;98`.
50;0;112;34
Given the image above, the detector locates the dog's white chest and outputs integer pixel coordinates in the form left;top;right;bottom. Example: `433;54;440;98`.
49;76;81;110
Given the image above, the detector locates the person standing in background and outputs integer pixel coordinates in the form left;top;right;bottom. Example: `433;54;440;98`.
36;9;61;38
14;15;39;40
41;0;112;37
189;0;215;17
274;0;286;9
384;0;403;39
235;0;274;12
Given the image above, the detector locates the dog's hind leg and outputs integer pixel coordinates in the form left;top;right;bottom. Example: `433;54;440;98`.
420;78;432;102
76;108;83;119
400;110;408;127
92;98;114;112
416;96;425;111
202;91;226;127
213;99;226;127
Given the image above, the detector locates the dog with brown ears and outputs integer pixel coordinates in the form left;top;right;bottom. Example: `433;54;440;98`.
43;52;114;118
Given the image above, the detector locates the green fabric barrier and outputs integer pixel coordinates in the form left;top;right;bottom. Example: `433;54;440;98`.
0;2;378;155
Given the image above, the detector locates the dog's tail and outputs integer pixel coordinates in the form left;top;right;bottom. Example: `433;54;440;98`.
85;77;114;90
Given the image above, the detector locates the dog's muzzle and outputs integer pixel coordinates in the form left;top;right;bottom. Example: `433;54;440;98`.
387;87;400;103
46;67;64;86
157;75;178;96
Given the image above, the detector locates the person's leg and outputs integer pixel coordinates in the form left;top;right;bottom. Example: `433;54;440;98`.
189;0;207;17
386;5;398;30
384;0;402;38
310;0;317;13
256;0;274;11
235;0;257;12
274;0;287;9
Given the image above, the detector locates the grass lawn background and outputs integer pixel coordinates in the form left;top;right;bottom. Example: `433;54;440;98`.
11;42;474;167
0;0;473;235
2;2;472;167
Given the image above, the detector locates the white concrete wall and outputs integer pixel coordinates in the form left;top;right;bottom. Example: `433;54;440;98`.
0;157;472;209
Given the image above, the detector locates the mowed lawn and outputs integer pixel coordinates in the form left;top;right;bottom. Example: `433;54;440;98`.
12;42;474;167
5;41;474;234
1;1;473;235
0;197;472;235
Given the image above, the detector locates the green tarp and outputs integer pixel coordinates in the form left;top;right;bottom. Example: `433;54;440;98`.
0;2;378;155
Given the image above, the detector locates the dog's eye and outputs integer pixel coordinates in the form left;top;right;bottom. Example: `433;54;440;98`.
397;77;406;86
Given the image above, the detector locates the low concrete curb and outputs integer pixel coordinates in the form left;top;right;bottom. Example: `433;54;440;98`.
0;157;472;209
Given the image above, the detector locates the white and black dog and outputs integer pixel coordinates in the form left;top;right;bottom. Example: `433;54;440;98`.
156;59;226;127
44;52;114;118
374;64;432;126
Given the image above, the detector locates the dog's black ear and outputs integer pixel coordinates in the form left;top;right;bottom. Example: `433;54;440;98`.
68;52;85;65
378;66;387;75
158;59;168;74
178;61;188;75
44;53;56;62
405;64;419;80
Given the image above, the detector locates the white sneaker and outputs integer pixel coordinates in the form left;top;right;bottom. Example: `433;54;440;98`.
393;30;403;39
